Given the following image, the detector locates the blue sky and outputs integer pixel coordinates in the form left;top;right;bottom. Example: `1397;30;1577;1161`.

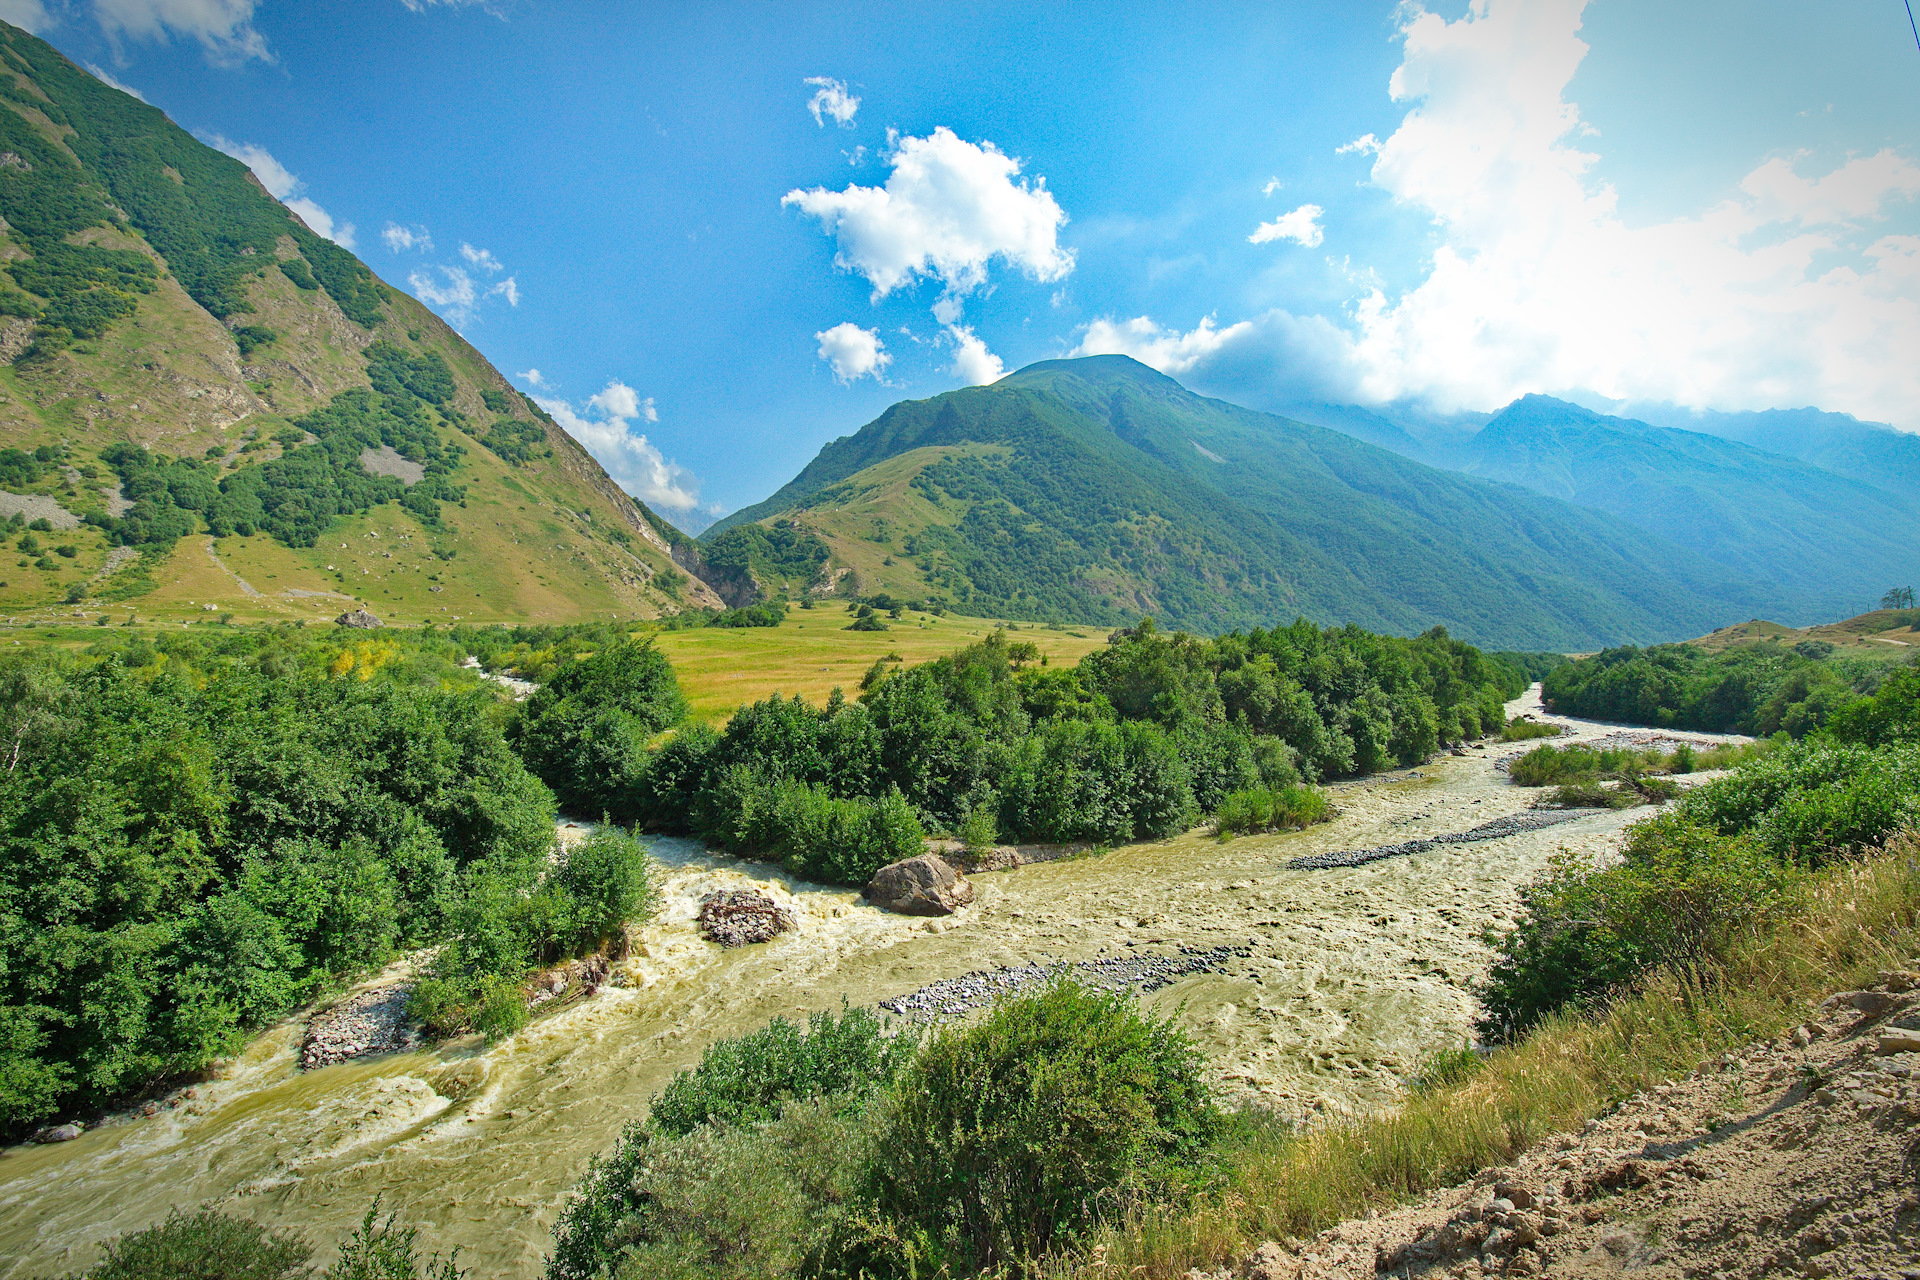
11;0;1919;529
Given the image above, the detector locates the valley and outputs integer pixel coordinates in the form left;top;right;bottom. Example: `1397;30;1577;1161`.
0;687;1737;1278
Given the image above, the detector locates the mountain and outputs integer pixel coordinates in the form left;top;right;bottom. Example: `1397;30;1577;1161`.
0;23;720;624
706;355;1773;650
1453;396;1920;623
1620;404;1920;501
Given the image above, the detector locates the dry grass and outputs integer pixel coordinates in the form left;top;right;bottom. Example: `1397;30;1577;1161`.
1049;833;1920;1279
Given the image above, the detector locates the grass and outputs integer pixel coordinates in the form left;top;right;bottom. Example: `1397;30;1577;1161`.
1039;832;1920;1279
650;611;1105;723
1498;719;1562;743
1508;739;1766;788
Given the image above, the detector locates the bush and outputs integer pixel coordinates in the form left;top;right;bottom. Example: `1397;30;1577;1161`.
326;1201;466;1279
1499;719;1561;743
1212;784;1331;838
865;980;1221;1274
512;640;687;817
76;1209;311;1279
649;1004;913;1137
1676;739;1920;866
1478;812;1803;1039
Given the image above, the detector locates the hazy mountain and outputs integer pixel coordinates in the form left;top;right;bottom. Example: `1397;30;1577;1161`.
0;22;720;623
1619;403;1920;500
707;356;1771;649
1453;395;1920;623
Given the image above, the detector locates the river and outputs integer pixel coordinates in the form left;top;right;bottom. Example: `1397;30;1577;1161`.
0;687;1748;1277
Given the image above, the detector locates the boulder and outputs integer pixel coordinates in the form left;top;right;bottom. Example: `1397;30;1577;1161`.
697;889;794;947
32;1123;81;1143
1876;1030;1920;1055
335;609;383;629
866;854;974;916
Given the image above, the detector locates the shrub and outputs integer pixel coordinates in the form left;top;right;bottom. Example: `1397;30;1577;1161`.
1675;740;1920;866
326;1201;466;1279
1477;813;1802;1039
866;980;1221;1274
649;1004;913;1137
959;805;998;852
1212;784;1330;838
1499;719;1562;743
511;640;687;817
76;1209;311;1279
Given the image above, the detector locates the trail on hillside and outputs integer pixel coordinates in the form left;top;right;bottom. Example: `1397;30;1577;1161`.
0;688;1747;1280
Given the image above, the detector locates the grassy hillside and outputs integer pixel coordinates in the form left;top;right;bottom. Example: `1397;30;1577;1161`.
1454;395;1920;624
0;22;721;626
709;355;1768;650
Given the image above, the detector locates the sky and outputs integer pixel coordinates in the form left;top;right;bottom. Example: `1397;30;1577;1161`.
7;0;1918;530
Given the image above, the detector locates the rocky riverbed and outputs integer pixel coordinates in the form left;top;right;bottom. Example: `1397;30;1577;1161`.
0;686;1754;1280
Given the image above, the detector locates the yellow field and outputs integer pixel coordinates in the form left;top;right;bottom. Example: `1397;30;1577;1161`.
651;608;1108;721
1691;607;1920;655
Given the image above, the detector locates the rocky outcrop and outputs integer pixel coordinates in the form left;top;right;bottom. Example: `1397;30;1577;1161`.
865;854;974;916
697;889;795;947
335;608;383;628
301;985;419;1068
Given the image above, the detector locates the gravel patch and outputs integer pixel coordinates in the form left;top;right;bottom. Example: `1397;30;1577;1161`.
301;985;420;1069
358;446;424;486
1287;808;1602;870
879;942;1256;1021
0;492;76;528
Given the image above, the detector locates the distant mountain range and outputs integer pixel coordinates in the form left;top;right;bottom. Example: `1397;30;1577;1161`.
704;356;1790;650
0;21;722;623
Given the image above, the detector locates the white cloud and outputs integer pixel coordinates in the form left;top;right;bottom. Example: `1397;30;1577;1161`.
1261;177;1281;196
408;265;478;318
84;64;146;101
945;325;1004;385
814;322;891;385
400;0;509;13
0;2;51;33
1070;314;1252;376
460;242;504;272
1336;133;1381;156
203;134;354;248
538;382;700;512
383;223;433;253
93;0;270;65
286;198;355;249
1249;203;1324;248
493;276;519;306
805;76;859;127
516;368;546;388
1162;0;1920;431
782;126;1074;301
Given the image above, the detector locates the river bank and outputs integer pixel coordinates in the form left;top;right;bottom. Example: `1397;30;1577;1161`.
0;686;1748;1278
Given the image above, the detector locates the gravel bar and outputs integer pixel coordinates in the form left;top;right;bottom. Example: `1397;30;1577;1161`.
1286;808;1602;871
879;942;1255;1021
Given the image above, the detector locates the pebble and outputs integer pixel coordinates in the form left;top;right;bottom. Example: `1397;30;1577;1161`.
302;986;420;1069
879;942;1257;1021
1288;809;1598;870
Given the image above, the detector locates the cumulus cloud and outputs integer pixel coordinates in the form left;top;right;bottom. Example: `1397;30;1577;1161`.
84;64;146;101
1144;0;1920;430
460;242;504;272
1249;203;1324;248
537;382;701;512
1071;315;1251;376
805;76;859;127
383;223;433;253
408;266;477;317
945;325;1004;385
94;0;271;64
0;1;51;33
1336;133;1381;156
782;126;1073;302
204;134;355;248
516;368;546;388
815;322;891;384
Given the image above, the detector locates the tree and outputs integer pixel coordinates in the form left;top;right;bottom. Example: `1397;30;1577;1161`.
1882;587;1915;610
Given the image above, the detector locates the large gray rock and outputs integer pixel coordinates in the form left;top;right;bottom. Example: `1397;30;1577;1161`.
866;854;974;916
335;609;383;629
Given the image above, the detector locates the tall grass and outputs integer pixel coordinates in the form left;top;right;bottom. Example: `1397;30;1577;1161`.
1498;720;1562;743
1508;739;1767;787
1046;832;1920;1279
1211;785;1332;839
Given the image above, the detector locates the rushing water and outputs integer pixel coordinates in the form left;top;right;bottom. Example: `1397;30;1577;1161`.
0;688;1748;1277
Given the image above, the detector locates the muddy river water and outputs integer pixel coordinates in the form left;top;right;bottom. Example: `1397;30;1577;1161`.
0;688;1748;1276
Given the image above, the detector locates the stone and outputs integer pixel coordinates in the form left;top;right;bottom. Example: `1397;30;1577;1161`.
1882;971;1920;993
32;1123;81;1142
1847;991;1901;1017
866;854;974;916
335;609;383;629
697;889;795;947
1238;1241;1291;1280
302;984;420;1069
1494;1182;1536;1210
1876;1031;1920;1055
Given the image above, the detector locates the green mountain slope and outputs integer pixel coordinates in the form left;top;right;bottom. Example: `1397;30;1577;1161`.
1455;396;1920;623
0;22;720;625
707;355;1770;649
1628;404;1920;502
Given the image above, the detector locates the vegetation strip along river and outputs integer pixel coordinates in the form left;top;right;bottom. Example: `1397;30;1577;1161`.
0;687;1749;1278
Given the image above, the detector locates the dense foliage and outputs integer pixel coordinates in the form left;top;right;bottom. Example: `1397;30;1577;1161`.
547;982;1219;1280
509;640;687;814
697;520;831;604
71;1204;466;1280
0;627;664;1133
515;618;1522;883
88;344;468;551
1541;636;1909;736
1480;662;1920;1036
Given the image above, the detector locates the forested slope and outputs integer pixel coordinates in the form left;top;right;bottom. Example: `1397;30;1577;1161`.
0;21;721;624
